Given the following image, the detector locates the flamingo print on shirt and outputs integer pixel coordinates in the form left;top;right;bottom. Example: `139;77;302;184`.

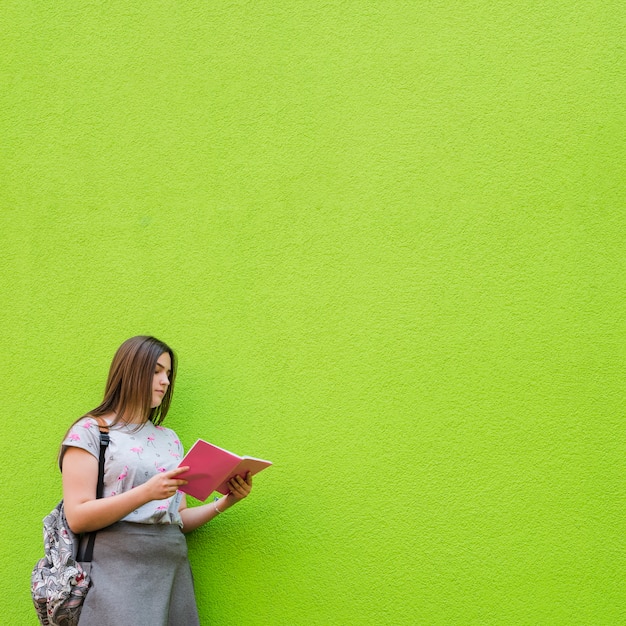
63;417;186;526
116;465;129;492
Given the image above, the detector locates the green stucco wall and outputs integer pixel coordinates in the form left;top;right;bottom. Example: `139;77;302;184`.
2;2;625;624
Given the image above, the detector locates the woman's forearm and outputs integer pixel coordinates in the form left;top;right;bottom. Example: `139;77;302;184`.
65;484;153;534
180;494;236;533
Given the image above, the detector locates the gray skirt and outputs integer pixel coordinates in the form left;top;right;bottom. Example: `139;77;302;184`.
78;522;200;626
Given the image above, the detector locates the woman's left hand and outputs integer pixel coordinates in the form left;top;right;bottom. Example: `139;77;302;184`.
228;472;252;501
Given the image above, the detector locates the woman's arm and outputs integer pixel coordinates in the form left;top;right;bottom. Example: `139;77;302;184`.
179;472;252;534
62;447;189;534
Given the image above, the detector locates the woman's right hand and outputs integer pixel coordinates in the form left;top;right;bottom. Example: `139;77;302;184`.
143;466;190;500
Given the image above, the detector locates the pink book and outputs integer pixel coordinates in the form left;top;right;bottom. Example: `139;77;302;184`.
177;439;272;501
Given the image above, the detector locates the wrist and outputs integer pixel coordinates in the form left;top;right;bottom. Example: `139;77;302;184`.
213;495;231;514
136;482;153;505
222;494;238;509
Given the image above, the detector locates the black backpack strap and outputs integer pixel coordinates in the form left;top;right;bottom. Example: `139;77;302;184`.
95;421;110;499
78;419;110;563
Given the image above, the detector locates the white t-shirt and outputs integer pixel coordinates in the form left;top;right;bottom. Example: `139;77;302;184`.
61;417;185;527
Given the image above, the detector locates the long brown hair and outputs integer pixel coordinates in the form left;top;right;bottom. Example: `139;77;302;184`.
89;335;177;427
66;335;177;434
59;336;177;468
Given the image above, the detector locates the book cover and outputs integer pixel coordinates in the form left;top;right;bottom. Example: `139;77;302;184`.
177;439;272;501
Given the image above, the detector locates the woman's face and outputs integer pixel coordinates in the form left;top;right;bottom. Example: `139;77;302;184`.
151;351;172;408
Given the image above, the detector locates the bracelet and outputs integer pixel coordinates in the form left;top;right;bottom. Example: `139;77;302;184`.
214;501;222;515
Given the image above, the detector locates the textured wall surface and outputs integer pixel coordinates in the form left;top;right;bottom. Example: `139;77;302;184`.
2;2;625;624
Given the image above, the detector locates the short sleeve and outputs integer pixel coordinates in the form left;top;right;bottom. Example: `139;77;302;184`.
173;431;184;457
59;417;101;469
163;426;184;459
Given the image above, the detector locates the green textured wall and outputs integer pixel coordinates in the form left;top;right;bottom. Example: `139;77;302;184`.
2;2;625;624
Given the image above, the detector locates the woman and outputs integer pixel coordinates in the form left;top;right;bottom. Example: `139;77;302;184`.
60;335;252;625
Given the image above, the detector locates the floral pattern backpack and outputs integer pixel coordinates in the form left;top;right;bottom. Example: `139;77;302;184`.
31;423;109;626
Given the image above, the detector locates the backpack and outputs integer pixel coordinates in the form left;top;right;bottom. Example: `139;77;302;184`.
31;423;109;626
31;502;92;625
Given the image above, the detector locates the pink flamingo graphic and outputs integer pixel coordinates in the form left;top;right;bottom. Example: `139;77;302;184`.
81;422;93;429
168;450;180;461
155;425;166;431
154;461;167;473
130;446;143;460
147;435;156;448
68;433;80;442
116;465;128;491
155;504;169;512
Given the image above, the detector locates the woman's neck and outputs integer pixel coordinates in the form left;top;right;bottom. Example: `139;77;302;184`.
103;410;148;425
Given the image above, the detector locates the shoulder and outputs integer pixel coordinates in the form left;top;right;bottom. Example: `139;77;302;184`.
60;416;102;469
65;416;100;440
64;415;113;448
152;422;179;439
151;423;183;452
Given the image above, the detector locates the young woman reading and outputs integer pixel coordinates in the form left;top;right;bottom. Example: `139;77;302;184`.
60;335;253;625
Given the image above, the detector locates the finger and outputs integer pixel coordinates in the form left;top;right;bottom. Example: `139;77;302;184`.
228;481;244;495
169;466;190;476
233;478;251;492
231;481;249;497
245;472;253;485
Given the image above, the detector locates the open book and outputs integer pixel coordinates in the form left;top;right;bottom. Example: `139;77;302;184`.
177;439;272;501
